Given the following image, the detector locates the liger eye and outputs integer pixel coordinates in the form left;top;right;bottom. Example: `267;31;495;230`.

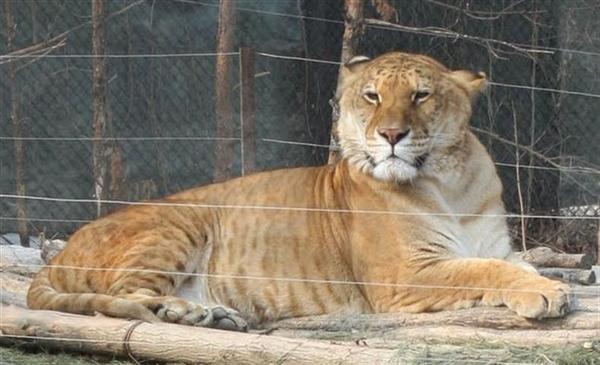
363;92;380;104
412;90;432;104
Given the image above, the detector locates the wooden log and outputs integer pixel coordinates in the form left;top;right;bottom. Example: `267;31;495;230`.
0;272;32;307
596;221;600;264
40;238;66;263
272;326;600;347
0;305;397;365
0;245;42;277
2;274;598;350
518;246;594;269
538;267;596;285
271;293;600;347
272;304;600;333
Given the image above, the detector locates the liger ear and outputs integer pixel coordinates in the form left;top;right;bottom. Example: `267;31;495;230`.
342;55;372;77
336;55;372;99
345;55;371;67
449;70;487;98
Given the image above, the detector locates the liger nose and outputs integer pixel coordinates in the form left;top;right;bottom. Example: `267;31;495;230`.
377;127;410;146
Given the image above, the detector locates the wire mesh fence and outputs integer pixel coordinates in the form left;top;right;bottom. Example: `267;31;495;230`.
1;0;599;255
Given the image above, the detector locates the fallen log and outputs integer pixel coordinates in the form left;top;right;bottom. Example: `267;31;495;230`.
40;238;66;263
0;304;398;365
271;326;600;347
2;274;598;352
3;255;598;354
539;267;596;285
271;304;600;333
518;247;594;269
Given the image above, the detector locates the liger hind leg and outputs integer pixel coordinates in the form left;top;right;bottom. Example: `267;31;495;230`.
105;234;248;331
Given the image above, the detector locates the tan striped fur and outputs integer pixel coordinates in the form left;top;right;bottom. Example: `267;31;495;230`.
27;52;570;330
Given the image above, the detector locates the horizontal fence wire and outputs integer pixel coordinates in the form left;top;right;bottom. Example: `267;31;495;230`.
0;52;240;60
257;52;600;99
0;216;92;223
2;261;597;296
259;138;600;176
1;132;598;176
1;193;599;220
3;48;599;99
256;51;342;65
487;81;600;99
0;136;240;141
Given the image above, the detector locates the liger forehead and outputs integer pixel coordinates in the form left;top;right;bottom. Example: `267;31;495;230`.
365;57;437;86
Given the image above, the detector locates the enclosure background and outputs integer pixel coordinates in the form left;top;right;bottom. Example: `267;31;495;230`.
1;0;599;252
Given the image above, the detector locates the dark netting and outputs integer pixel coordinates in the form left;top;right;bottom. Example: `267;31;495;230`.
1;0;598;253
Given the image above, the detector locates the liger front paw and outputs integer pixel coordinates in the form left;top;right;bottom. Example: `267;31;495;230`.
154;299;248;331
504;277;572;319
155;297;210;325
205;306;248;332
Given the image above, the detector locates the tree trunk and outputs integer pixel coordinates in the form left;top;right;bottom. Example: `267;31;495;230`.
213;0;238;182
4;0;29;247
328;0;364;164
240;47;256;175
91;0;107;217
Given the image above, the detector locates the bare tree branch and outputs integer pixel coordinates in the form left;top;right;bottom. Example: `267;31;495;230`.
364;18;551;59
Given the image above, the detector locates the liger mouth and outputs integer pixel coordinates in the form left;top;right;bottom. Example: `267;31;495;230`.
385;153;429;169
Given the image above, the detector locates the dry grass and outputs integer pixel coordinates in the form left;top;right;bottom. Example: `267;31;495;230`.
2;338;599;365
391;340;600;364
0;345;139;365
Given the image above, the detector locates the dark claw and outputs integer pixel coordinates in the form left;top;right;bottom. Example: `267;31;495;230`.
154;304;165;314
209;307;248;332
214;318;240;331
211;307;229;320
559;301;569;315
541;295;549;312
